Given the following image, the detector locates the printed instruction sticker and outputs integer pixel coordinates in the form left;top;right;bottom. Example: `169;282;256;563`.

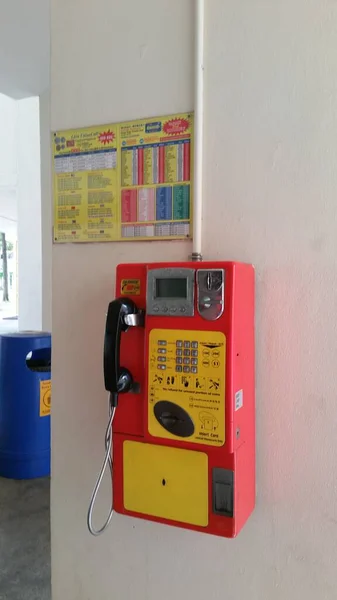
40;380;51;417
148;329;226;447
235;389;243;411
121;279;141;296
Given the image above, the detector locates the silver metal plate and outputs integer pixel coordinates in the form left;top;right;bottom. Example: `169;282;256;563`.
147;268;195;316
197;269;225;321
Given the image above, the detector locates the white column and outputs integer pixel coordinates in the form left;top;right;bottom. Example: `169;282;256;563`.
17;97;42;331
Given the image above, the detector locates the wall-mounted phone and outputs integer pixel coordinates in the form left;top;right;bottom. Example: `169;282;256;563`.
88;261;255;538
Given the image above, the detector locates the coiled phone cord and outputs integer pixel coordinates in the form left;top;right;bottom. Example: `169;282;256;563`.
87;393;117;536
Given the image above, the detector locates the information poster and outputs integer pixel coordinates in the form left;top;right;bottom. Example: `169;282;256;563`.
53;113;193;243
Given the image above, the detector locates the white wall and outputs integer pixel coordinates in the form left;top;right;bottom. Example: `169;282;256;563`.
17;97;42;329
51;1;337;599
0;94;17;186
0;0;49;99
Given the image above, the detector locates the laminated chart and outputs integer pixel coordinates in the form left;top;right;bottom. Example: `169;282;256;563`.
53;113;193;243
53;125;119;242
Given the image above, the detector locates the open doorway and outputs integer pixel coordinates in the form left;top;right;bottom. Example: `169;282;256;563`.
0;234;18;327
0;92;43;333
0;94;18;332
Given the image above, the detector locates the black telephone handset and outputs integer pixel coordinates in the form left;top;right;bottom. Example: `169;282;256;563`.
104;297;139;405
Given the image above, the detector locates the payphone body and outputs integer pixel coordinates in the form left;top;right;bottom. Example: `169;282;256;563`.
110;261;254;538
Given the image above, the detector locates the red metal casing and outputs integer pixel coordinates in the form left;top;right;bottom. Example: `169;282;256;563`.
112;261;255;537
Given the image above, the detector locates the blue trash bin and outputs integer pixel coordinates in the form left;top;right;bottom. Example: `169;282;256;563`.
0;331;51;479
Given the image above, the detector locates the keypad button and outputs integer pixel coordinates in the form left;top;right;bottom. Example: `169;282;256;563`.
176;357;183;365
191;341;198;348
176;341;183;347
158;356;166;362
183;349;191;357
184;341;190;348
183;366;190;373
176;366;182;373
191;350;198;357
157;348;167;354
183;358;190;365
158;340;167;346
157;365;166;370
191;358;198;366
180;307;186;313
176;349;183;357
191;367;198;374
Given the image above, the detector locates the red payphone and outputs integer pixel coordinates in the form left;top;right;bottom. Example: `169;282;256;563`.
88;261;255;538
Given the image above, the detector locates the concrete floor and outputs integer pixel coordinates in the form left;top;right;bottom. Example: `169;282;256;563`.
0;477;51;600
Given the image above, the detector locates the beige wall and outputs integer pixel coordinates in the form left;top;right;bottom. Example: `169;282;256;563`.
51;1;337;599
40;89;52;331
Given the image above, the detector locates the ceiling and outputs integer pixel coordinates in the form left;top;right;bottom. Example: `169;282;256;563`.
0;0;49;99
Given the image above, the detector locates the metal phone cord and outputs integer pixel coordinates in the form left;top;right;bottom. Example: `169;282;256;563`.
87;393;117;536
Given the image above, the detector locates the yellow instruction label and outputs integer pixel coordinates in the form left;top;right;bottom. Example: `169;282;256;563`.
148;329;226;447
40;380;51;417
121;279;141;296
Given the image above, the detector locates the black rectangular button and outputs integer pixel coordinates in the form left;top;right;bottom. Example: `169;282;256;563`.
213;468;234;517
215;483;232;514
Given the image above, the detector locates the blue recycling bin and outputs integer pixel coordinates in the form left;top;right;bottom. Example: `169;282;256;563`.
0;332;51;479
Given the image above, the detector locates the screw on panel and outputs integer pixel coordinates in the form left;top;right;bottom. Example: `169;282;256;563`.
236;428;240;440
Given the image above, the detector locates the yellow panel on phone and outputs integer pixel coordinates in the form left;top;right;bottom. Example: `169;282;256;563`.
123;441;208;527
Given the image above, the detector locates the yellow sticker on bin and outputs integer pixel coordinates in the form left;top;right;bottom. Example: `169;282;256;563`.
40;380;51;417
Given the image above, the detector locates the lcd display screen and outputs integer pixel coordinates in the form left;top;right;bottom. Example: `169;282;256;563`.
155;278;187;298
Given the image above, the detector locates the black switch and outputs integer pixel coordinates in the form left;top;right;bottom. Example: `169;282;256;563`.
213;469;234;517
215;483;232;514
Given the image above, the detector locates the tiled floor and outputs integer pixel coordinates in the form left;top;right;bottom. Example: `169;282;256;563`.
0;477;51;600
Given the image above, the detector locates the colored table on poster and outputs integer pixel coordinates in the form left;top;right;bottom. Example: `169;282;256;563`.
53;113;193;243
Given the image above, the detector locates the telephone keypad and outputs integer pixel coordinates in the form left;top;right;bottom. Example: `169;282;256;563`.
156;338;200;374
170;338;199;373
